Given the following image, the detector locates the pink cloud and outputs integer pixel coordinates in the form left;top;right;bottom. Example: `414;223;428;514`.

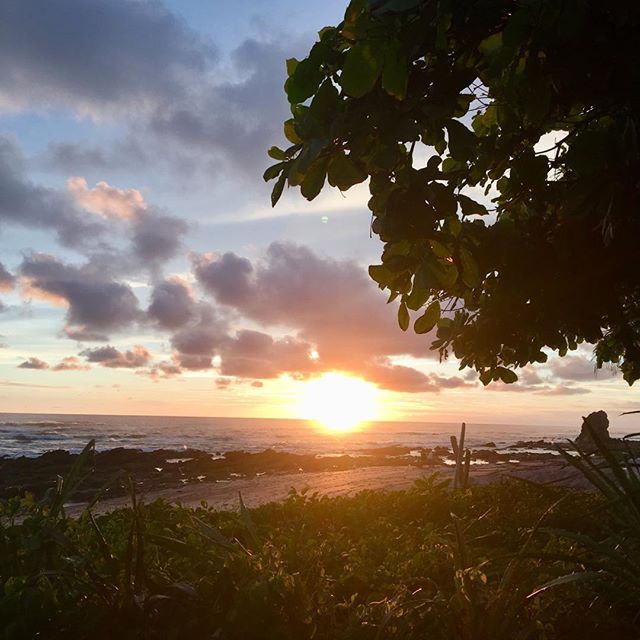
67;176;146;220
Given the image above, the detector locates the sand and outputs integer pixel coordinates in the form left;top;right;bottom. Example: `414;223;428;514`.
67;459;589;517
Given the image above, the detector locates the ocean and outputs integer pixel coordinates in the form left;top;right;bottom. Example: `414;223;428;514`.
1;412;630;459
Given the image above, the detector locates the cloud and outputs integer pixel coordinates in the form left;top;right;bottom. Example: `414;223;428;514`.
0;261;15;292
0;2;298;179
0;380;69;389
363;362;473;393
1;137;106;248
193;252;253;307
536;384;592;396
550;354;602;382
189;242;479;392
131;213;188;265
143;360;183;380
52;356;91;371
192;242;443;390
194;242;432;366
0;0;216;116
80;345;151;368
20;253;142;339
147;277;196;329
67;176;146;220
218;330;316;379
18;357;49;370
147;38;292;174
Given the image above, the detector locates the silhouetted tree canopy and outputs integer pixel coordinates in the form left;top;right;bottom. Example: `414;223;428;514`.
265;0;640;384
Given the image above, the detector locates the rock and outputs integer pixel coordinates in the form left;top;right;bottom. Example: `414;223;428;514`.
575;410;611;448
480;442;496;448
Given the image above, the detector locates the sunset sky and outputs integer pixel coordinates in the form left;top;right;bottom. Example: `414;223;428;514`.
0;0;637;427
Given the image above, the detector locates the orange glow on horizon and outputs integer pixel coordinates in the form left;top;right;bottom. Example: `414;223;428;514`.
297;372;380;432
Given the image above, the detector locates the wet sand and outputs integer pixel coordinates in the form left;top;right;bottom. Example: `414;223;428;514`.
68;459;589;517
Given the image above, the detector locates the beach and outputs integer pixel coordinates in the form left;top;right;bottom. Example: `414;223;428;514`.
0;412;612;517
64;458;589;517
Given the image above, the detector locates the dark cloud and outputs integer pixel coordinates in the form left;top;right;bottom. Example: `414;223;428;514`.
193;252;253;306
0;261;15;291
18;357;49;370
143;360;183;380
132;213;188;265
194;242;432;367
192;242;442;389
147;277;196;329
1;137;106;247
20;253;141;339
80;345;151;368
39;139;147;173
147;38;292;174
363;362;473;393
1;1;298;178
219;330;315;379
175;353;214;371
52;356;91;371
64;327;110;342
167;304;229;370
0;0;216;116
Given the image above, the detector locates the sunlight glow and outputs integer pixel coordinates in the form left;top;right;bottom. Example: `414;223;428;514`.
297;373;379;433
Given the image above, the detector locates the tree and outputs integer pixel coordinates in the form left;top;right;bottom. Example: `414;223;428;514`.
264;0;640;385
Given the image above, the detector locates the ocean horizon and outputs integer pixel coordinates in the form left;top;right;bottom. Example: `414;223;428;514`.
0;411;633;459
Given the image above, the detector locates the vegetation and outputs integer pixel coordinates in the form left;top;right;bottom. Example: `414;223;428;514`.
265;0;640;384
2;438;640;639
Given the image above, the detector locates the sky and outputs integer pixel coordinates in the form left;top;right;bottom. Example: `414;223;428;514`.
0;0;637;429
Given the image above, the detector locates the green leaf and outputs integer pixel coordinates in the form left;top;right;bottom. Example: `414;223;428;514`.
286;58;299;77
472;105;498;135
310;79;340;121
301;159;327;201
284;119;302;144
340;42;384;98
369;264;393;286
459;194;488;216
398;301;410;331
429;240;451;258
268;146;287;161
285;58;323;104
382;44;408;100
446;120;476;160
425;182;457;217
271;172;287;207
327;153;367;190
263;162;285;182
406;284;429;311
459;247;481;288
414;301;441;334
496;366;518;384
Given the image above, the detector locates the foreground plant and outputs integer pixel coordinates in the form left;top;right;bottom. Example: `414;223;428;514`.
532;417;640;618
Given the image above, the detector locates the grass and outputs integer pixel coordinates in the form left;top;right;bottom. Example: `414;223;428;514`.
2;456;640;639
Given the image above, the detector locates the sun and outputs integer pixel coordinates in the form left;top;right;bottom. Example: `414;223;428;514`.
297;372;379;433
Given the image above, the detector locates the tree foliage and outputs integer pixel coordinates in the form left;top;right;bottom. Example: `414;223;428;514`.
265;0;640;384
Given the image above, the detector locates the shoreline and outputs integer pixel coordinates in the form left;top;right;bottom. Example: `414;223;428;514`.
0;442;567;503
66;459;589;517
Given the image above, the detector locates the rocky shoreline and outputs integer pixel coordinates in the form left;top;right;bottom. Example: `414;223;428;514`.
2;410;636;505
0;441;562;502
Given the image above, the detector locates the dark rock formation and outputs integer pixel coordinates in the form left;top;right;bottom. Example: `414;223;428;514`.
575;410;611;448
